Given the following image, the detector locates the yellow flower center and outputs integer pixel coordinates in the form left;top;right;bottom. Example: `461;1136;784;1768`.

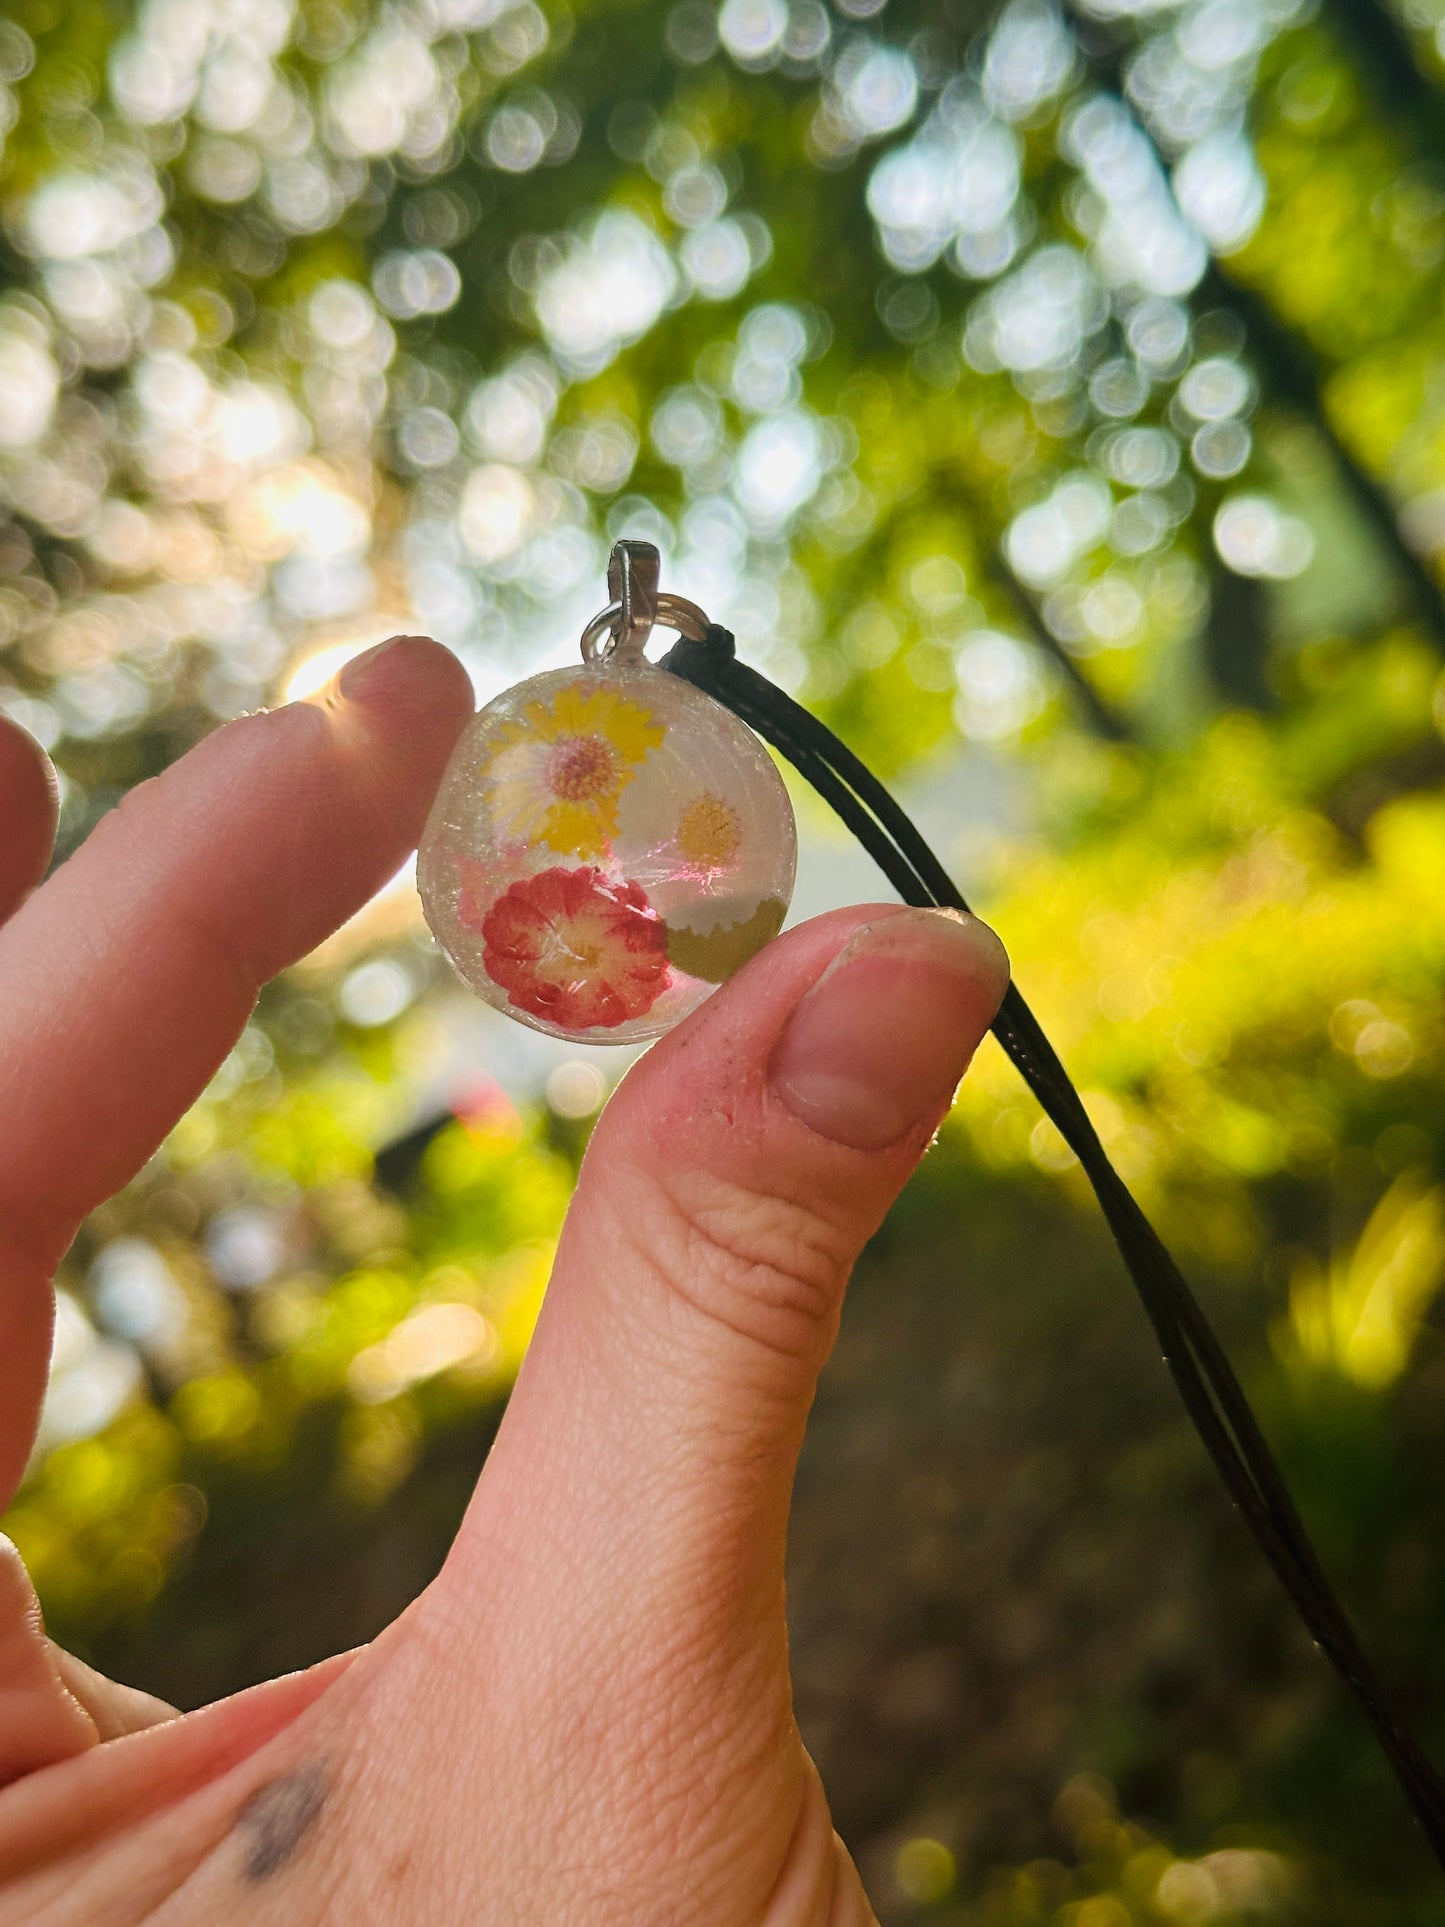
548;734;618;804
676;793;742;870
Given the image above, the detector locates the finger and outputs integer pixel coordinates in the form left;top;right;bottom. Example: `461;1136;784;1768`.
468;903;1007;1616
0;637;472;1504
48;1648;177;1743
350;905;1004;1909
0;636;471;1264
0;1535;171;1791
0;1648;356;1884
0;717;58;925
0;1538;97;1787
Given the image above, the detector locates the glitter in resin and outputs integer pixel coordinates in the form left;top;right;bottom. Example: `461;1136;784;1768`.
418;658;797;1043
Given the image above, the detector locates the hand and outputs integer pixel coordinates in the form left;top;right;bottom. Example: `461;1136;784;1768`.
0;638;1009;1925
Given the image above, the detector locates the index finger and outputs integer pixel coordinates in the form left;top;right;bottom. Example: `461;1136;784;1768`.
0;635;472;1503
0;719;58;925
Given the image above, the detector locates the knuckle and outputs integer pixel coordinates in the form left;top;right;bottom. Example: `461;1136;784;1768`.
632;1164;856;1365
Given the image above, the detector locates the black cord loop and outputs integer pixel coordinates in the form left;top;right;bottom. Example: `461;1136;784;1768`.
660;622;1445;1866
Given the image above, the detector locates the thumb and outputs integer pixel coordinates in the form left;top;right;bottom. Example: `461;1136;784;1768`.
448;901;1008;1643
332;905;1008;1922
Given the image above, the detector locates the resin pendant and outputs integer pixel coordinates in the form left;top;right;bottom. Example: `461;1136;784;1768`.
418;549;797;1043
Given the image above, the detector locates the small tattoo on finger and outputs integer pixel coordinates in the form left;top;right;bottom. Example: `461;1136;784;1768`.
236;1759;329;1882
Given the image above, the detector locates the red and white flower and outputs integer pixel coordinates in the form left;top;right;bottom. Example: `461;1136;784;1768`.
463;863;670;1030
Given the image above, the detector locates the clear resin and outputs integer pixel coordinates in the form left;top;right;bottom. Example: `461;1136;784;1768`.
418;657;797;1043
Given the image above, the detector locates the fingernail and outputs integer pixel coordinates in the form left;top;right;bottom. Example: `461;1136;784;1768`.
338;634;428;705
769;909;1010;1151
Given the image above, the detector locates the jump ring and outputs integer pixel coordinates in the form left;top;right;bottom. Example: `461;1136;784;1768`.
580;591;713;664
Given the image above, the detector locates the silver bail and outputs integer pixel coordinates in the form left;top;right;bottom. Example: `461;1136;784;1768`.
606;539;660;661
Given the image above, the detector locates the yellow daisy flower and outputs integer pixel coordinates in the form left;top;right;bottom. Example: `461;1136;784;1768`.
675;792;743;873
485;680;665;859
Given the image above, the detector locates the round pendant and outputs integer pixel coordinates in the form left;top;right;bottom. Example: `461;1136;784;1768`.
418;656;797;1043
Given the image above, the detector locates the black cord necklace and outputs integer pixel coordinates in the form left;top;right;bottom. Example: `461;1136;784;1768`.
417;536;1445;1864
659;616;1445;1869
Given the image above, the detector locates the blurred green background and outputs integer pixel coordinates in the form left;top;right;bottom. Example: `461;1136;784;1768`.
6;0;1445;1915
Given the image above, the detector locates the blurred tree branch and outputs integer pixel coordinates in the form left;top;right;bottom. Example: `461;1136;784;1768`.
979;538;1132;742
1322;0;1445;171
1061;0;1445;666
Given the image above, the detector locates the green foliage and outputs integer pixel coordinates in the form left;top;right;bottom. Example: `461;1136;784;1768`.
6;0;1445;1915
